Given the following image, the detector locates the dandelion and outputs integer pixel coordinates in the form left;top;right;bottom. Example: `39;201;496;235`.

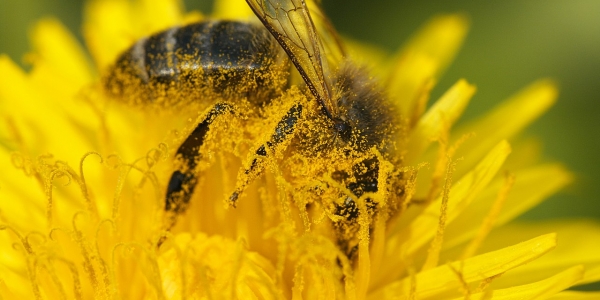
0;0;599;299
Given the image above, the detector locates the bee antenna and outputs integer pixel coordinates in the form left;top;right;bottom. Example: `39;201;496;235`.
329;130;339;149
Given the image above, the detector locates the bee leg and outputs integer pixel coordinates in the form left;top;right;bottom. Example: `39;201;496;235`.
228;103;302;206
333;157;380;260
164;103;233;227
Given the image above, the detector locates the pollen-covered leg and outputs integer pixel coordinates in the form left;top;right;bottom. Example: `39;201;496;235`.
165;103;233;225
332;157;381;260
229;103;302;206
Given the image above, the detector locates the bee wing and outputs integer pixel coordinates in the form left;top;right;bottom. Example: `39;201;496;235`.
246;0;337;118
305;0;346;67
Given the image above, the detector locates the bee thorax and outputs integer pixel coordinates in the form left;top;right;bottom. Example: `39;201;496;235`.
334;64;396;151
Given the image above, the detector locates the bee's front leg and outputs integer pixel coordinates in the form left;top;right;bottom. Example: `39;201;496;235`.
229;103;302;206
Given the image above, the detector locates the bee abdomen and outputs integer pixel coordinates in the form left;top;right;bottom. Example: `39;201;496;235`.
104;20;288;107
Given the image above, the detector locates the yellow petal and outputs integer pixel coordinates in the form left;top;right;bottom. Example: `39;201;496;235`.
0;185;45;233
377;140;511;285
155;233;280;299
369;233;557;300
502;137;543;170
398;141;510;253
29;18;93;90
387;14;469;123
84;0;186;71
28;19;99;133
456;265;584;300
212;0;254;19
463;221;600;289
0;274;18;299
344;38;390;76
406;79;476;164
0;56;93;163
550;291;600;300
398;14;469;76
451;79;558;179
84;0;136;70
583;265;600;285
442;164;573;250
0;150;46;230
0;234;31;298
414;80;557;198
136;0;184;31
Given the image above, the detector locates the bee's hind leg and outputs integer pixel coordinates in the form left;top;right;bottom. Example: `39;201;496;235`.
228;103;302;206
164;102;233;228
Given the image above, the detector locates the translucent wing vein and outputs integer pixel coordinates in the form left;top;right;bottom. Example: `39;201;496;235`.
246;0;336;117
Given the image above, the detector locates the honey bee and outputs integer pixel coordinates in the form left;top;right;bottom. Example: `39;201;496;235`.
104;0;402;260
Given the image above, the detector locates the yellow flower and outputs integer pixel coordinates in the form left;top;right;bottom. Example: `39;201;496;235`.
0;0;599;299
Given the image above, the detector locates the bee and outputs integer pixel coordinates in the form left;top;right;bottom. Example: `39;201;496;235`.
104;0;402;260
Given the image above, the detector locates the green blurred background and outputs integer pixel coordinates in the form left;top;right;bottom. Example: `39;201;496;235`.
1;0;599;221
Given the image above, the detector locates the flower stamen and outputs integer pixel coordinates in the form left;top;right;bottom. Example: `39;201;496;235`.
422;158;456;271
461;171;515;260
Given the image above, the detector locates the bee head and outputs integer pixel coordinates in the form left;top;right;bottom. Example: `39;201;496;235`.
333;118;352;142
